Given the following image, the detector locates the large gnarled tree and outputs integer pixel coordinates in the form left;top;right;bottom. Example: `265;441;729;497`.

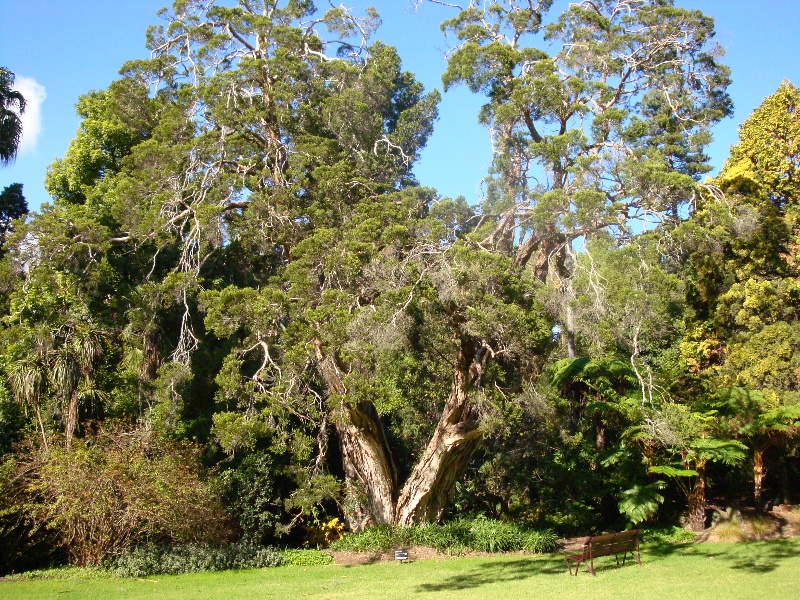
5;0;731;530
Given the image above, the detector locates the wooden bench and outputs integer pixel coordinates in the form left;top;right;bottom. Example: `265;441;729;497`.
565;529;641;576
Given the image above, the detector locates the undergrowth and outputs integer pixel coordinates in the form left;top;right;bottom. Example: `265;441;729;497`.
641;526;697;545
329;517;558;554
107;541;285;577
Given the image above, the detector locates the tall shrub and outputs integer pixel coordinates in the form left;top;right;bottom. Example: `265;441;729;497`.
20;424;229;566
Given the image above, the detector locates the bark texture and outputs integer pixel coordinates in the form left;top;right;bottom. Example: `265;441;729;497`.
65;392;78;449
314;341;397;529
317;333;488;527
394;334;485;525
753;448;766;505
687;461;707;532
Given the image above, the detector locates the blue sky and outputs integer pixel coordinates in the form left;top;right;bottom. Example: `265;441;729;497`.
2;0;799;212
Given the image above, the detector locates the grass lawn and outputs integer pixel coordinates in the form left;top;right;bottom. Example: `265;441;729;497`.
3;538;799;600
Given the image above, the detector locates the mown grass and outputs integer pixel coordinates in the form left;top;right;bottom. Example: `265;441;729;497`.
2;538;799;600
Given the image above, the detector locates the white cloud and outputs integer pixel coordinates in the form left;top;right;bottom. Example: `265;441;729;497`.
14;76;46;154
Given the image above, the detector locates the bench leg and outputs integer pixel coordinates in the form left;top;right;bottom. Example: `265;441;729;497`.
588;558;596;577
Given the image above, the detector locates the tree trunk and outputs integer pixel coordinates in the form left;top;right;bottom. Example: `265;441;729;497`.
317;334;487;528
34;404;49;452
314;341;397;530
779;459;791;505
565;303;576;359
142;328;160;382
595;419;606;452
394;334;484;525
514;228;565;281
334;406;397;529
65;391;79;449
687;461;707;532
753;448;766;506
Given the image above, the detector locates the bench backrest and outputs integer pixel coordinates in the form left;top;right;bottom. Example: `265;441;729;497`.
583;530;639;559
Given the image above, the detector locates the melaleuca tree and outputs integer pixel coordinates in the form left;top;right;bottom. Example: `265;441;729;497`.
679;81;800;504
106;0;449;529
419;0;730;342
128;0;551;529
383;0;729;527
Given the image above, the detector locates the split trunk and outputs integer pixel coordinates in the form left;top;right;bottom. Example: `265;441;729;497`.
316;334;485;529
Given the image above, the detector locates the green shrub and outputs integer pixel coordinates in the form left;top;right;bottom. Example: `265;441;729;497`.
18;425;229;567
2;566;111;582
282;549;333;566
468;517;525;552
218;450;290;546
330;518;557;555
414;521;469;554
642;526;697;544
109;541;285;577
521;529;560;553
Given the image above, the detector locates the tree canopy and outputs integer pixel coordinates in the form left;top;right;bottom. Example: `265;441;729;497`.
1;1;799;573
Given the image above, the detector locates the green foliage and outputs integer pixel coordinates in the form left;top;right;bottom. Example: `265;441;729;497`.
3;566;110;582
108;541;285;577
719;80;800;209
281;549;334;566
16;425;229;566
678;82;800;392
212;411;269;455
44;79;159;206
465;517;555;553
618;482;666;526
546;357;637;402
329;518;558;554
641;526;697;545
218;450;292;545
715;387;800;442
649;465;698;478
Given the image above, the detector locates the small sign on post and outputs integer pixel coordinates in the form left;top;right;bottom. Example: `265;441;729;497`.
394;549;409;562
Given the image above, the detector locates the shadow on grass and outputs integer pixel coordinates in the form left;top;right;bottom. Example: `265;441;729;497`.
645;537;800;574
415;555;566;593
704;538;799;574
414;538;800;592
643;540;695;559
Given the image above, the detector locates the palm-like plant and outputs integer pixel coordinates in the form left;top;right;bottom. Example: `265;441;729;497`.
638;403;747;531
50;323;105;448
7;355;48;450
0;67;26;166
7;316;105;449
716;387;800;504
